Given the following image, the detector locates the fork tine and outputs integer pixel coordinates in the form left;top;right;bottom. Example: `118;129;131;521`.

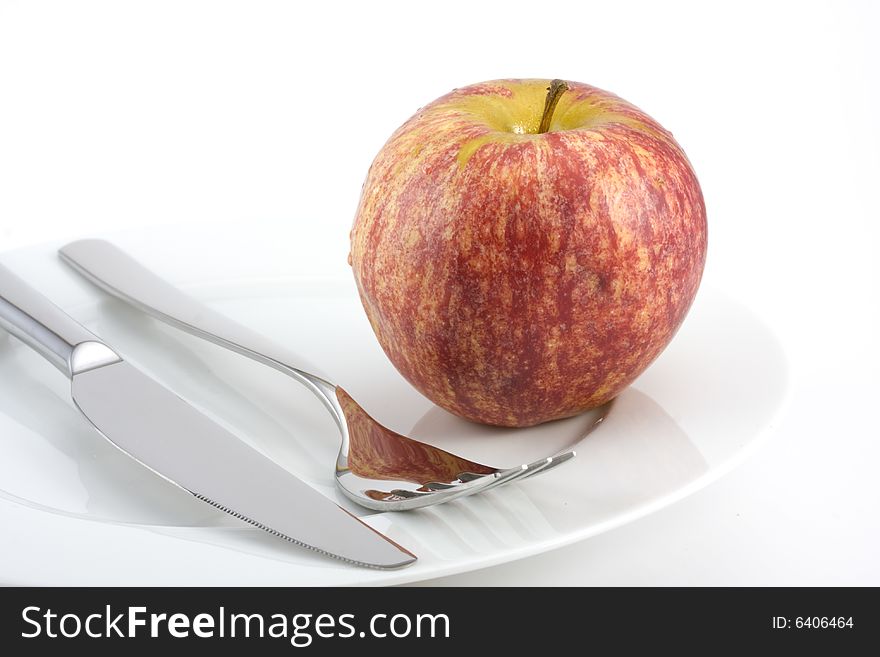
445;465;528;501
456;471;489;482
520;450;576;480
477;449;574;494
359;445;582;510
478;460;546;493
434;458;550;504
389;489;439;500
416;475;501;507
436;461;537;504
365;469;506;509
361;449;578;510
481;449;577;493
413;465;527;506
422;481;458;491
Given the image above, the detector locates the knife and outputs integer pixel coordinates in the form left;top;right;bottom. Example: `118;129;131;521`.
0;263;416;569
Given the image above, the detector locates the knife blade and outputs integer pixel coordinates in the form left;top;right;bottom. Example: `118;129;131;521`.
0;263;416;570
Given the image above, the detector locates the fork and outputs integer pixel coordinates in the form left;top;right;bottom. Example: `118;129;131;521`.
59;239;609;511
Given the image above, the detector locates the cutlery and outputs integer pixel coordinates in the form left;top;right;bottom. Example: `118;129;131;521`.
0;263;416;569
60;239;609;511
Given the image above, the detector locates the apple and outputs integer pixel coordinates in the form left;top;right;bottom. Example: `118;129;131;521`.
349;79;707;427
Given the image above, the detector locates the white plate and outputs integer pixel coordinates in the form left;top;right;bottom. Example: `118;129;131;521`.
0;228;789;585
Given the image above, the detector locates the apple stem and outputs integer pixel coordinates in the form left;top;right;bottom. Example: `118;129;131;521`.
538;79;569;134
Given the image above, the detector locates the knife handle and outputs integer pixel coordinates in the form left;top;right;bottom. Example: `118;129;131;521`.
0;264;120;378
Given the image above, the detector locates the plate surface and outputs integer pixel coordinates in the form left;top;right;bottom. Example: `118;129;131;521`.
0;229;789;585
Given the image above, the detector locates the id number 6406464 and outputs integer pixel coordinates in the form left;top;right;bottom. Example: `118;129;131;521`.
772;617;854;629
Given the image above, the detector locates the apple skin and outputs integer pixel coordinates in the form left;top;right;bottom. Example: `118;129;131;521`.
350;79;707;427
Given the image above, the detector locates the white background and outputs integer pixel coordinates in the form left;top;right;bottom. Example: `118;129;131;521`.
1;0;878;585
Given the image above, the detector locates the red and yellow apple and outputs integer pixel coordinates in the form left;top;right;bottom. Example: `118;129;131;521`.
349;79;707;427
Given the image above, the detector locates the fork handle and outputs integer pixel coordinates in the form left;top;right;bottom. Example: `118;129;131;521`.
58;239;336;399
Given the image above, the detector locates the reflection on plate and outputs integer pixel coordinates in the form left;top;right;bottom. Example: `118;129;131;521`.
0;231;788;585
